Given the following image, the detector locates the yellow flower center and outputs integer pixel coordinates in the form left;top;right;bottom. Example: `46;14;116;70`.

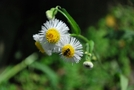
45;28;60;43
62;44;75;58
35;41;45;53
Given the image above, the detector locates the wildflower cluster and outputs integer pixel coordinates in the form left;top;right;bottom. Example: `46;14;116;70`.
33;18;83;63
33;6;95;68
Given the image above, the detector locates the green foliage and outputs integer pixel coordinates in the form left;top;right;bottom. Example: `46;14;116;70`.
120;74;128;90
0;5;134;90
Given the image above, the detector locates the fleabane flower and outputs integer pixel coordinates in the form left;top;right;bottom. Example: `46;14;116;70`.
39;18;70;53
33;34;52;55
59;36;83;63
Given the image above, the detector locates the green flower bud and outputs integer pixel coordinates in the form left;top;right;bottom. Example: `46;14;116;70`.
46;8;57;20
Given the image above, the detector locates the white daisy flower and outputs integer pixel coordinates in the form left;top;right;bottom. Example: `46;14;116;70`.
39;18;70;53
59;36;83;63
33;34;52;55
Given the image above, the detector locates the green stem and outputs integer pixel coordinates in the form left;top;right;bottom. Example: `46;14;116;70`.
56;9;71;25
71;34;94;53
56;7;81;34
85;43;90;60
71;34;89;43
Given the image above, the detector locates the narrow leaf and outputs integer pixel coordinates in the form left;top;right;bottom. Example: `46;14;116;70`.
30;62;59;89
120;74;128;90
0;53;38;84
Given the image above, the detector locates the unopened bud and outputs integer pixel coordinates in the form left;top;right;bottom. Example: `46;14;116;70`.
92;56;97;61
46;8;57;20
85;52;92;56
83;61;93;69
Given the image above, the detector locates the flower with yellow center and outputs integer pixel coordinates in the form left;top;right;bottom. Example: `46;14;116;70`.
39;18;70;53
33;34;52;55
59;36;83;63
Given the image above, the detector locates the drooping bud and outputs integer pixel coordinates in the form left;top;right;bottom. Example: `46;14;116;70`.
83;61;93;69
46;8;57;20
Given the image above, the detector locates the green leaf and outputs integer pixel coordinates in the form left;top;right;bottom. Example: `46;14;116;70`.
120;74;128;90
0;53;38;84
57;7;81;34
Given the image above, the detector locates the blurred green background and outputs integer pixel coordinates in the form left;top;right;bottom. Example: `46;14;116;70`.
0;0;134;90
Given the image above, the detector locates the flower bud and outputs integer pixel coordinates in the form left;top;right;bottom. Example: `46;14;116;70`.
46;8;57;20
85;52;92;56
83;61;93;69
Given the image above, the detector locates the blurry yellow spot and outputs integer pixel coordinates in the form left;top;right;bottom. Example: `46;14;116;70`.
106;15;116;27
118;40;125;48
46;28;60;43
62;44;75;58
35;41;45;53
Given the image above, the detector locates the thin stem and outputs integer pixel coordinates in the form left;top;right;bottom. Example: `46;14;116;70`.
85;43;90;60
71;34;89;43
56;7;81;34
56;9;70;23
